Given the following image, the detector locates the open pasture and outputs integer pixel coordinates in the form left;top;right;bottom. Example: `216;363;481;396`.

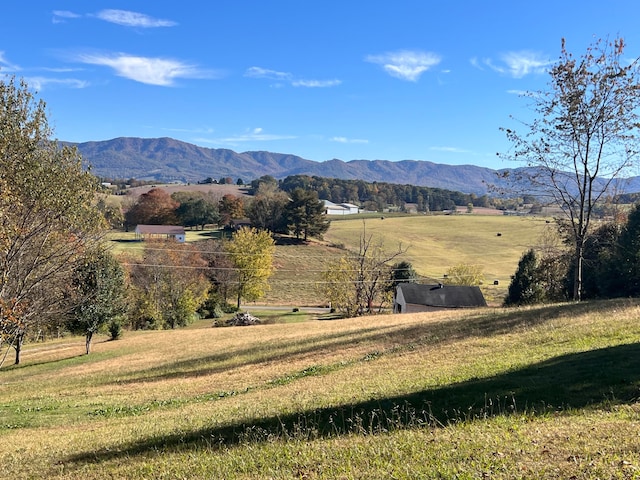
325;214;554;303
1;299;640;478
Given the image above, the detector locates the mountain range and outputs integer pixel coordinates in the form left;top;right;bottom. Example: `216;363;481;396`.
71;136;640;196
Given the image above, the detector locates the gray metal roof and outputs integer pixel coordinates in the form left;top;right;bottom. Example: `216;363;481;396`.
396;283;487;308
135;225;185;235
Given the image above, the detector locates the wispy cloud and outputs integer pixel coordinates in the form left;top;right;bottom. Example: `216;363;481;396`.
292;79;341;88
245;66;341;88
52;10;81;23
245;67;291;81
330;136;369;144
365;50;441;81
0;52;87;90
52;9;177;28
501;51;550;77
75;53;215;86
474;51;551;78
161;126;215;135
95;9;177;28
0;51;20;72
24;77;89;90
430;146;472;154
199;127;297;146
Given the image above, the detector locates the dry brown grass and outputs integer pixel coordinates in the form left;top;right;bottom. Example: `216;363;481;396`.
2;300;640;478
325;214;554;303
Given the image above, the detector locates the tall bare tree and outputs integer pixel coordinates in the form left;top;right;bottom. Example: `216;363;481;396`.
0;77;105;365
322;223;406;316
500;37;640;300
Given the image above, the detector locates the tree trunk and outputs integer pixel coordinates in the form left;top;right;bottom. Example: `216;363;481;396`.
85;331;93;355
573;242;584;301
14;333;24;365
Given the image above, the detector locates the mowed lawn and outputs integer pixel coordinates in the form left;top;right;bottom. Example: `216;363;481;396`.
1;299;640;478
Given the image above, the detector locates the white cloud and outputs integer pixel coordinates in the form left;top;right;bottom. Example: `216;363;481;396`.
200;128;297;146
245;66;341;88
160;126;215;135
76;53;213;86
501;51;550;78
478;51;551;78
292;79;342;88
0;51;20;72
244;67;291;81
330;136;369;144
430;146;472;154
52;10;81;23
365;50;441;81
24;77;89;91
95;9;177;28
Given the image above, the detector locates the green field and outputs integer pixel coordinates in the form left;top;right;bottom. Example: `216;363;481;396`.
1;299;640;478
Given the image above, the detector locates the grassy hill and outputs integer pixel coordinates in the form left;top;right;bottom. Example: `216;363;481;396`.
1;299;639;478
324;213;553;304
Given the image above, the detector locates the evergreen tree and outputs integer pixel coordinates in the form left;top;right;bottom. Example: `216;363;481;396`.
504;249;544;306
390;261;418;286
284;188;329;241
610;203;640;297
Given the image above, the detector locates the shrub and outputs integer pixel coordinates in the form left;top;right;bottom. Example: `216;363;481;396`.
108;319;122;340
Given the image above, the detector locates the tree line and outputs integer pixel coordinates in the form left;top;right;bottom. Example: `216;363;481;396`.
252;175;499;212
108;184;329;241
505;204;640;305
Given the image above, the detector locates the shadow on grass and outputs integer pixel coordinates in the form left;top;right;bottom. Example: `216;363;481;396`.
3;352;87;371
61;300;635;387
131;300;630;383
106;324;402;385
66;340;640;466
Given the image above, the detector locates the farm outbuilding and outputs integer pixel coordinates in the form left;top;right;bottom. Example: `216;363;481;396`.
322;200;360;215
393;283;487;313
134;225;186;243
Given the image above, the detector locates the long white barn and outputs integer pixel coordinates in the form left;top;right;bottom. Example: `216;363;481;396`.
322;200;360;216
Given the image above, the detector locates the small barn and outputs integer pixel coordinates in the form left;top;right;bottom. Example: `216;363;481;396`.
134;225;186;243
393;283;487;313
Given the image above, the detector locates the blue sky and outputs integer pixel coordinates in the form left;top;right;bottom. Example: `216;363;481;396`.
2;1;640;170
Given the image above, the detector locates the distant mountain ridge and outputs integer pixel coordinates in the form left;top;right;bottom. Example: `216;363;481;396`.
70;137;640;196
